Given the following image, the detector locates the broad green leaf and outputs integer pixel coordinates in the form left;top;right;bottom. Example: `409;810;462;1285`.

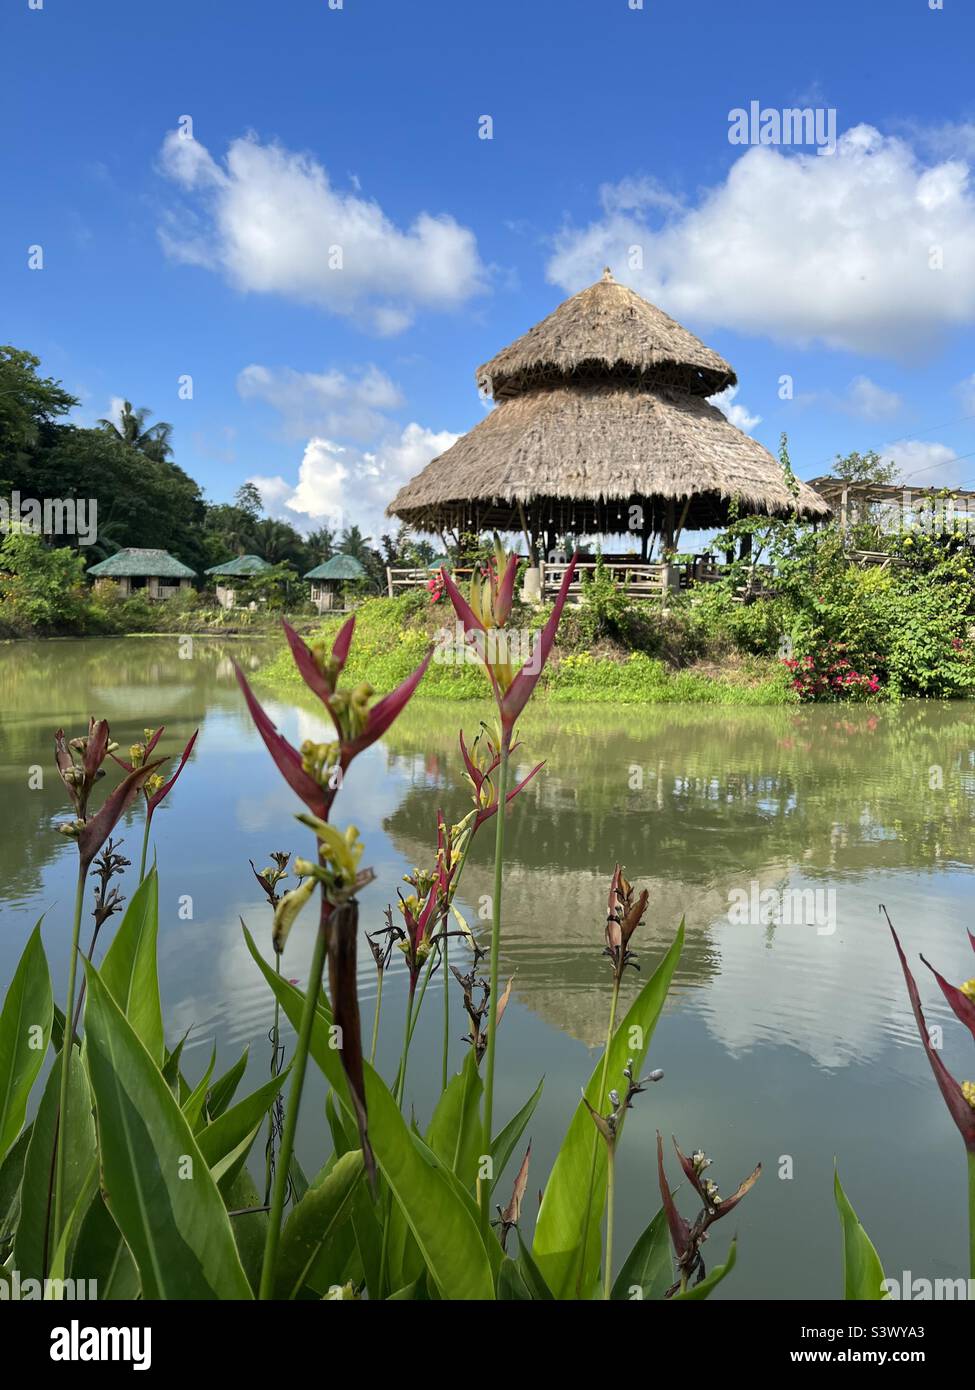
0;923;53;1162
243;923;494;1300
71;1194;140;1299
161;1029;190;1096
99;869;164;1066
611;1207;673;1301
672;1239;738;1300
222;1167;267;1296
81;961;252;1299
207;1047;250;1119
0;1122;32;1245
182;1046;216;1131
15;1048;95;1280
426;1050;482;1186
275;1149;364;1298
491;1074;544;1193
498;1256;532;1300
516;1230;554;1300
197;1069;289;1171
532;922;683;1299
835;1169;887;1300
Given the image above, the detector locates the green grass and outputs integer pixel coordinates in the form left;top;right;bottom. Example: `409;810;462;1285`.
257;591;796;706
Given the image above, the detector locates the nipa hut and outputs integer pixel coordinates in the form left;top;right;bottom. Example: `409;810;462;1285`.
305;553;366;613
87;547;196;599
204;554;273;610
387;268;828;568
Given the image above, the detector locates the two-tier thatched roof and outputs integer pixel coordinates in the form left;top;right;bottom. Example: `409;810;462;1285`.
388;269;829;551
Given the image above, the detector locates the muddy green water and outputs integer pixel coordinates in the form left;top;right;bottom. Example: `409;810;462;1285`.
2;636;974;1299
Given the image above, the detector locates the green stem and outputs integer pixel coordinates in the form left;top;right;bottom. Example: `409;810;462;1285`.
479;741;509;1235
603;1142;617;1301
53;865;86;1243
138;810;151;883
578;972;621;1296
441;910;449;1093
258;921;328;1300
370;970;384;1066
968;1148;975;1281
378;983;416;1299
263;955;283;1208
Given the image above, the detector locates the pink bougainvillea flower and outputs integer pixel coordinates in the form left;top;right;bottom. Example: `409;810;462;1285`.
888;913;975;1151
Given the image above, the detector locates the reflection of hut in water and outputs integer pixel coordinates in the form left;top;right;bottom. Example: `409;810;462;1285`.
385;818;795;1047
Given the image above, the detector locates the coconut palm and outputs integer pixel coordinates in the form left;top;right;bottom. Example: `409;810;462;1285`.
97;401;174;463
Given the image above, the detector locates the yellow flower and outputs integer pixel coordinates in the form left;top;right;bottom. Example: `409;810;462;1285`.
962;1080;975;1110
960;978;975;1002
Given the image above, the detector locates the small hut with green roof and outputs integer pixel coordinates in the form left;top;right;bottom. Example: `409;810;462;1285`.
87;547;196;599
204;554;273;610
305;553;366;613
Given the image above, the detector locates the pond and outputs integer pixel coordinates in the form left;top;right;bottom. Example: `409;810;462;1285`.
1;635;973;1299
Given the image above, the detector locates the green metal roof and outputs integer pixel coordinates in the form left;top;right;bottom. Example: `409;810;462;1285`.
87;548;196;579
305;554;366;581
204;554;273;577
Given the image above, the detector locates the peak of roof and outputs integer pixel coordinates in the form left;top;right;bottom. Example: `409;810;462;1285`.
204;554;273;576
477;273;736;401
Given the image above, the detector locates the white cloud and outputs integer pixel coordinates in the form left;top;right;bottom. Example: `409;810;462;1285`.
956;373;975;414
251;423;458;539
157;130;486;333
708;384;761;432
839;375;903;421
880;438;960;487
237;363;403;441
548;125;975;356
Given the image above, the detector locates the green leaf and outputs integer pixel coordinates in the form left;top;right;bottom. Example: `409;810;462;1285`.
0;1122;32;1246
0;922;53;1162
491;1074;544;1193
243;923;494;1300
532;923;683;1298
206;1047;250;1119
426;1050;483;1186
15;1048;95;1280
196;1069;289;1172
161;1029;190;1096
611;1207;673;1301
99;869;164;1066
515;1229;554;1300
275;1149;364;1298
181;1046;216;1131
498;1256;532;1300
81;961;252;1299
672;1239;738;1300
70;1194;140;1299
835;1169;887;1300
222;1167;267;1295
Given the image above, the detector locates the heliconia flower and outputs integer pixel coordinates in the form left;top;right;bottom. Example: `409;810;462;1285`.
889;917;975;1151
441;549;579;740
458;729;544;829
657;1132;693;1263
604;864;648;977
234;672;331;819
672;1138;761;1219
111;727;199;824
56;721;166;873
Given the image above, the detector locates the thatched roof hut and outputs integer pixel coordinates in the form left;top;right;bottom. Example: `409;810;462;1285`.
388;269;829;554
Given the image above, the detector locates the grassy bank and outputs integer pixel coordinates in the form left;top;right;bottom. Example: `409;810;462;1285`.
258;590;796;705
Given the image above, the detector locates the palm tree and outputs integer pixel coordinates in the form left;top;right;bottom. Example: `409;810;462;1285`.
97;401;174;462
251;517;300;564
338;524;373;565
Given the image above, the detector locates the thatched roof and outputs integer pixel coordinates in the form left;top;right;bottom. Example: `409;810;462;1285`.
88;548;196;579
305;554;366;581
204;554;272;577
478;267;735;401
390;381;829;534
388;269;829;537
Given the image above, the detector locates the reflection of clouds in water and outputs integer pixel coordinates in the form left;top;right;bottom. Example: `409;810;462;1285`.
695;873;975;1070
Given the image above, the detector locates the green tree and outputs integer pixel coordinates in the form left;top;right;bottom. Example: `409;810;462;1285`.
0;347;78;487
96;400;174;463
0;530;88;633
833;449;899;486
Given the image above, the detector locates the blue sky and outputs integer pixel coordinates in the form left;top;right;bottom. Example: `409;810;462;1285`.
4;0;975;543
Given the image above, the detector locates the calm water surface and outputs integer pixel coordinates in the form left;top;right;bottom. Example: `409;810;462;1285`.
2;637;974;1299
